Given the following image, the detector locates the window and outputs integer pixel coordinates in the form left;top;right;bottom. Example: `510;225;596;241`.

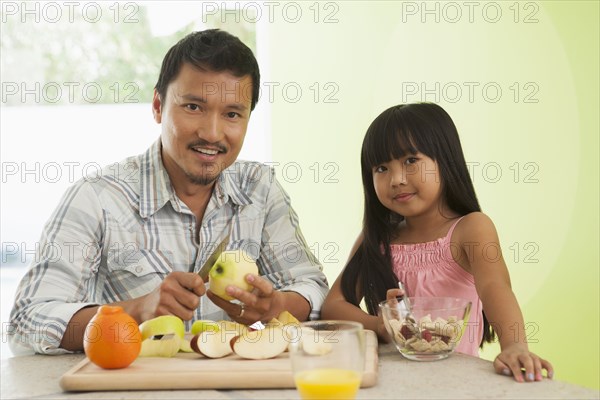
0;1;267;357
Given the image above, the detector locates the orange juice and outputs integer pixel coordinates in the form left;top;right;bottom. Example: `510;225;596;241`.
294;368;361;400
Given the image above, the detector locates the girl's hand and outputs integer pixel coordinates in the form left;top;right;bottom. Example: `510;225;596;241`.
387;288;404;300
376;288;406;342
376;314;391;343
493;344;554;382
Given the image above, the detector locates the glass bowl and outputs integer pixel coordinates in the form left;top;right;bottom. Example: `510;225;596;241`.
379;297;471;361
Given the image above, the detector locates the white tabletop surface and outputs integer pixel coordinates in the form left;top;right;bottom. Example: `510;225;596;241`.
1;343;598;399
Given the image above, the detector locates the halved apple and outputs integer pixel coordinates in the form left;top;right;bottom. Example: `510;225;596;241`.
139;334;182;357
139;315;185;341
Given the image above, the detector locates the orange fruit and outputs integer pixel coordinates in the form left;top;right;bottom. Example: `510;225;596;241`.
83;305;142;369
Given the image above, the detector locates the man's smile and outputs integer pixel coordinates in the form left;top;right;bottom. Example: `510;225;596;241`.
189;141;228;159
191;147;221;155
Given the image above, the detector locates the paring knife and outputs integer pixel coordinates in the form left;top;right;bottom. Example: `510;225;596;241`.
197;235;230;280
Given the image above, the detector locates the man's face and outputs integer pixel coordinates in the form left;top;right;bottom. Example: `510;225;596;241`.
153;63;253;188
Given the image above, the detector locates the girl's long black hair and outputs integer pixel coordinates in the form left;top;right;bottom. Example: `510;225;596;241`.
341;103;495;347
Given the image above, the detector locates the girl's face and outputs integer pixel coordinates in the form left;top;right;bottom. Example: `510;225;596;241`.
372;152;443;219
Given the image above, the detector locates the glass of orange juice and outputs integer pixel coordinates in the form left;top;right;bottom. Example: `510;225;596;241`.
288;321;365;400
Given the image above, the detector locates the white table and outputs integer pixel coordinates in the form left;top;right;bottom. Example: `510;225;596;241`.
1;344;598;399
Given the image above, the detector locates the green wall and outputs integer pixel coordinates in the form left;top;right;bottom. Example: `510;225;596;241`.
265;1;599;390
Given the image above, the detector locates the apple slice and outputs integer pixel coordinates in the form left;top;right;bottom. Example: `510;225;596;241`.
265;311;301;347
191;331;234;359
179;333;194;353
209;250;259;301
265;318;283;328
231;326;288;360
300;327;333;356
139;334;182;357
277;311;300;326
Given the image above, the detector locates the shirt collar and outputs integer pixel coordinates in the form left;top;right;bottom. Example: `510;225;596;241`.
139;140;252;218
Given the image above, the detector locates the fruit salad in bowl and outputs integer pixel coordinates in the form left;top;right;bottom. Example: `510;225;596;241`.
379;297;471;361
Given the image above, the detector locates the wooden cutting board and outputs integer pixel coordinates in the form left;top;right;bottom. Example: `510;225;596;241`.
60;330;378;391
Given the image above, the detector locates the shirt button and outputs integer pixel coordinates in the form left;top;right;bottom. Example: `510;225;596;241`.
135;265;143;274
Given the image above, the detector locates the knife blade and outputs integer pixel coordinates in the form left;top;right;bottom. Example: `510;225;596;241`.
198;235;229;280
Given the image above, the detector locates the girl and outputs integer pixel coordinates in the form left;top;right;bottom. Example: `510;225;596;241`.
321;103;553;382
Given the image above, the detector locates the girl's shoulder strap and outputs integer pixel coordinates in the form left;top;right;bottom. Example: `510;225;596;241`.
445;215;467;239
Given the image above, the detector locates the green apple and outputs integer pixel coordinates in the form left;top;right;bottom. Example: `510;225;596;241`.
191;320;221;335
219;320;250;336
209;250;258;301
139;315;185;341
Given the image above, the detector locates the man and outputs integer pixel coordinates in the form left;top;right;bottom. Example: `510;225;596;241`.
9;29;328;354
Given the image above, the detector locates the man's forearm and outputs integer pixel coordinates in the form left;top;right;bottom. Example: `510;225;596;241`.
280;291;311;321
59;305;99;351
59;296;146;351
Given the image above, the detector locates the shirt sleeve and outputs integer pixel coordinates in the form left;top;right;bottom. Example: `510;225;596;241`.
8;179;104;355
258;168;329;320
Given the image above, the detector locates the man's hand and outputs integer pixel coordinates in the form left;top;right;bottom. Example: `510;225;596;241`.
137;271;206;322
60;271;206;351
207;274;286;324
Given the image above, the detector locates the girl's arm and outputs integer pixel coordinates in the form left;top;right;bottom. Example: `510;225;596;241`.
321;234;400;341
321;274;389;340
456;212;553;382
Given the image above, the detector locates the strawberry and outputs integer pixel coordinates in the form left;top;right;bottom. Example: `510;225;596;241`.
421;329;432;342
400;325;414;340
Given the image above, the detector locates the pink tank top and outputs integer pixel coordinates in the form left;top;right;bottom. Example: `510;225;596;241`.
390;217;483;357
